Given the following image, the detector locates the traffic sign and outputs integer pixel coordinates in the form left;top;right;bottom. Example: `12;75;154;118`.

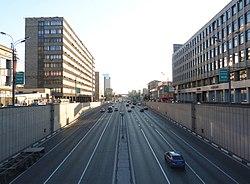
219;69;228;83
16;72;24;84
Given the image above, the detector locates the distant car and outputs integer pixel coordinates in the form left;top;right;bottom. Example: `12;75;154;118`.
144;106;148;110
114;107;118;111
126;103;129;107
131;105;135;108
164;151;185;169
139;108;144;112
127;108;132;112
108;106;113;113
100;108;105;112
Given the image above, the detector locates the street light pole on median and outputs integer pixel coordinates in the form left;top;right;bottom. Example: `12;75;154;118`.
0;32;30;106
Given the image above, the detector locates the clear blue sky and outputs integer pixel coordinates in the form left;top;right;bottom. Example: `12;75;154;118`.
0;0;231;94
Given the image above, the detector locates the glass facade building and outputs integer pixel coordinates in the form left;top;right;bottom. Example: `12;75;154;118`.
172;0;250;103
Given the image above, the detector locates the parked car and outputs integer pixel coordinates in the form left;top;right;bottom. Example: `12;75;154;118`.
164;151;185;169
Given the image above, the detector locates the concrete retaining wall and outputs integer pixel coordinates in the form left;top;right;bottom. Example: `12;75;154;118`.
0;102;101;163
146;102;250;162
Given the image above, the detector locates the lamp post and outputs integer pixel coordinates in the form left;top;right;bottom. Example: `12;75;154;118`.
0;32;30;106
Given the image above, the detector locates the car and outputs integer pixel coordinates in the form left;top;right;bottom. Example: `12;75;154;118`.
126;103;129;107
127;108;132;112
139;108;144;112
100;108;105;112
164;151;185;169
107;106;113;113
144;106;148;110
131;105;135;108
114;107;118;111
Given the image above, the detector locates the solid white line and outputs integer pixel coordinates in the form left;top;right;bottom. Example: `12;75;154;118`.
77;115;112;184
141;129;171;184
155;129;205;184
170;130;239;184
43;116;104;184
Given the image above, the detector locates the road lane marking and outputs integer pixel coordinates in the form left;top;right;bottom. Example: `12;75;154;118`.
156;129;205;184
141;129;171;184
77;115;112;184
169;130;239;184
43;115;107;184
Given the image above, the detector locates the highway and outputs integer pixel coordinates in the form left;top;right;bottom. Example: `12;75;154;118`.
10;102;250;184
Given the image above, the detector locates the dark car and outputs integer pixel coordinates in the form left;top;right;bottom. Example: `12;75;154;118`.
144;106;148;110
127;108;132;112
100;108;105;112
108;106;113;113
114;107;118;111
139;108;144;112
164;151;185;169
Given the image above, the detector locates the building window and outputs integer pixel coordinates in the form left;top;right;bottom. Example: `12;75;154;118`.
233;21;237;32
232;5;237;15
223;28;227;38
227;9;231;20
247;48;250;59
238;0;243;11
246;0;250;6
222;14;226;23
240;70;247;80
246;11;250;23
227;24;232;34
234;53;239;64
239;16;244;28
50;20;62;26
240;50;245;62
239;33;244;44
234;36;238;47
219;59;223;68
228;39;232;49
224;57;228;67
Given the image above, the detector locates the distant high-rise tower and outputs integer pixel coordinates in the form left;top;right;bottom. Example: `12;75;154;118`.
25;17;95;102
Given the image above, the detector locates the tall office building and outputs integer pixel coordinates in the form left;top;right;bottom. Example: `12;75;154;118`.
94;71;104;101
172;0;250;103
25;17;95;102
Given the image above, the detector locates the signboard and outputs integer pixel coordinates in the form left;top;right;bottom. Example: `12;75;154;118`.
219;69;228;83
164;85;169;92
76;87;80;94
16;72;24;84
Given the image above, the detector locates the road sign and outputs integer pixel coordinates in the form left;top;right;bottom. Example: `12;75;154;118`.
76;87;80;93
164;85;169;92
219;69;228;83
16;72;24;84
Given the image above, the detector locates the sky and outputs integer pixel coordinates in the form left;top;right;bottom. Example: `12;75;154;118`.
0;0;231;94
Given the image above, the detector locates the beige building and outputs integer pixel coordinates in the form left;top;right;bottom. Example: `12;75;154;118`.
25;17;95;102
0;44;12;106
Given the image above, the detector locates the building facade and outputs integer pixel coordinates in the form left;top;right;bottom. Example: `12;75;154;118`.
0;44;12;106
172;0;250;103
94;71;104;102
25;17;95;102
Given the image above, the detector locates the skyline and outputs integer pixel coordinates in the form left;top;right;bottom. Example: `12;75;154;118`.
0;0;231;94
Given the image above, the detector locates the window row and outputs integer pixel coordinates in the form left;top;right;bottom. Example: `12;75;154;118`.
45;54;62;60
38;37;62;43
38;20;62;26
38;29;62;35
44;63;62;68
44;45;62;51
175;47;250;75
44;71;62;76
44;80;62;85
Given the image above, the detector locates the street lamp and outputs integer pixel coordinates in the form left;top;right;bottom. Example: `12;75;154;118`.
0;32;30;106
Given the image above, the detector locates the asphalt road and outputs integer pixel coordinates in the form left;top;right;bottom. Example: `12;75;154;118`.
9;102;250;184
